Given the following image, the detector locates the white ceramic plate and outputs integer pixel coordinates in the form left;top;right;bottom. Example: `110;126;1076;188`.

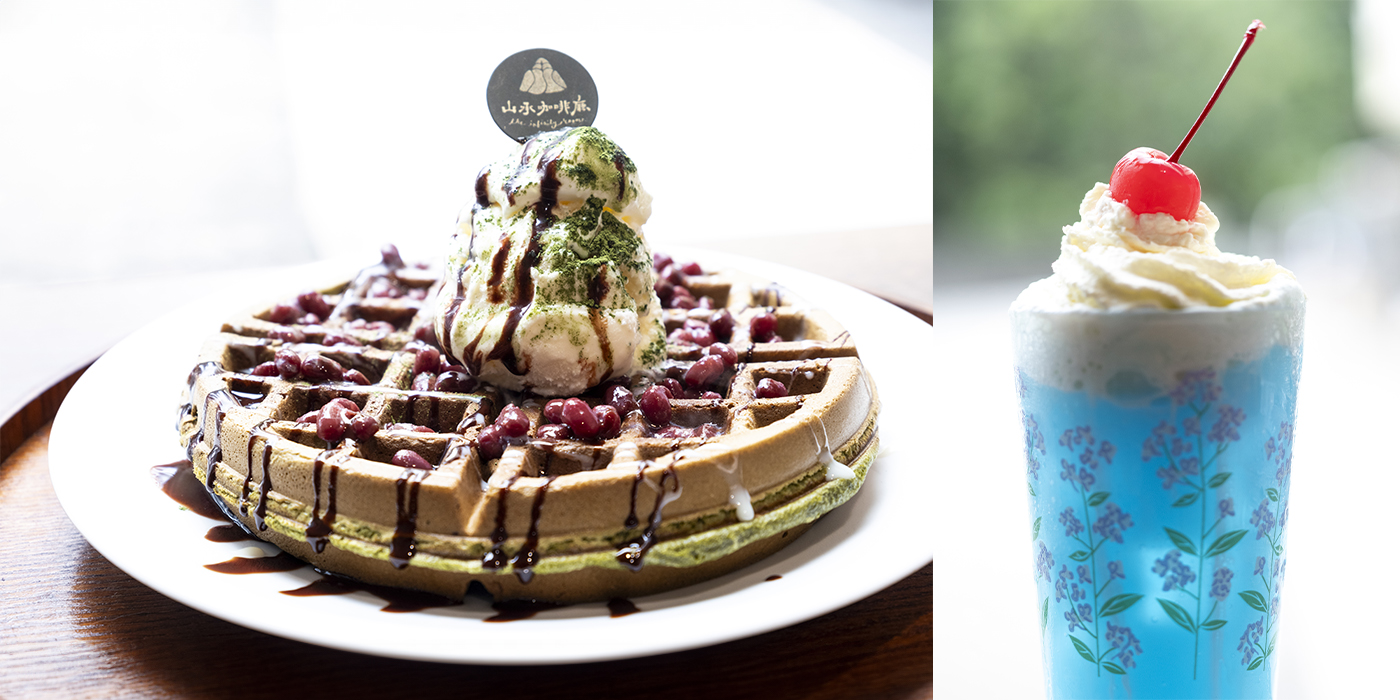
48;249;934;665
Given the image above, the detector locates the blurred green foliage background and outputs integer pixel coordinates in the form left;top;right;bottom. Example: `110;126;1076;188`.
933;0;1361;258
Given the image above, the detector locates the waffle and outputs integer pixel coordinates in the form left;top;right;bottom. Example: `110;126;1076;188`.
177;251;879;603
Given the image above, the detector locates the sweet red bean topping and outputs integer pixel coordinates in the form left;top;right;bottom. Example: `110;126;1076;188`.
269;304;299;324
274;348;302;380
343;369;370;385
325;398;359;413
607;384;639;416
669;287;697;310
663;265;687;286
381;244;405;269
755;378;788;399
318;403;348;443
535;424;571;441
683;319;716;346
661;378;686;400
476;425;505;461
296;411;319;424
413;347;441;377
708;309;735;342
268;327;305;343
297;291;332;320
300;354;344;382
696;296;714;310
433;370;475;393
750;312;778;342
653;252;673;271
543;399;567;424
703;342;738;368
414;325;438;345
411;373;433;391
639;385;672;425
386;423;434;433
250;361;279;377
699;391;722;400
391;449;433;471
653;279;674;305
680;261;703;276
561;398;601;439
495;404;530;438
594;405;622;439
350;413;380;440
684;355;726;388
322;332;361;347
407;288;428;301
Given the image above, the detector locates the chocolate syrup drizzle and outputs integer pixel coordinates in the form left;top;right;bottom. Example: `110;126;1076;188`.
204;552;306;575
616;467;680;571
305;445;351;554
481;474;521;570
508;475;556;583
281;574;457;613
389;467;429;569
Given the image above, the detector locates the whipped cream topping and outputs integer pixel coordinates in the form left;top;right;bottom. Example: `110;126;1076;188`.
1018;183;1297;311
434;127;666;396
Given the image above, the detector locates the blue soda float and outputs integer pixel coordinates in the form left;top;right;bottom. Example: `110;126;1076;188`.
1010;21;1306;699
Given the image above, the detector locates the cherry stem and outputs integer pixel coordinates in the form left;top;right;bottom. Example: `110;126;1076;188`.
1169;20;1265;163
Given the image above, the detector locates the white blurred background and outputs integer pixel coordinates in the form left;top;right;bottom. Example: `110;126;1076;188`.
0;0;933;411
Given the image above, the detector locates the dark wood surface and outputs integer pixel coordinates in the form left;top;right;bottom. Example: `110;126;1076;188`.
0;353;932;699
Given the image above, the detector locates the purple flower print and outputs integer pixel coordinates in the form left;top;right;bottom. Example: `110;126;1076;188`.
1254;556;1267;576
1183;415;1200;437
1170;368;1222;406
1180;456;1199;476
1170;436;1189;457
1250;500;1277;540
1157;466;1184;489
1211;567;1234;601
1076;467;1097;490
1107;560;1125;580
1092;503;1133;544
1105;622;1143;669
1065;610;1084;633
1141;421;1176;460
1023;413;1046;481
1098;441;1116;463
1060;507;1085;538
1218;498;1235;519
1077;603;1094;625
1035;542;1054;581
1054;565;1075;602
1077;565;1092;584
1208;405;1246;443
1153;550;1197;592
1239;617;1265;665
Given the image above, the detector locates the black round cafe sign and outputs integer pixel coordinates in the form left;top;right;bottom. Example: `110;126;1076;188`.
487;49;598;142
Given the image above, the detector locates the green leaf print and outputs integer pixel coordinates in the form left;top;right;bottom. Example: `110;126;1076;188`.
1158;598;1195;633
1204;530;1249;557
1164;528;1197;555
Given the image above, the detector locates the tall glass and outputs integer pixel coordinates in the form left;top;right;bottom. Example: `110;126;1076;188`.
1012;300;1303;699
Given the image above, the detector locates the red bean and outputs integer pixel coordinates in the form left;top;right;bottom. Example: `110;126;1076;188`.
639;386;672;425
536;424;571;441
561;398;600;439
297;291;332;320
269;303;299;324
414;325;438;345
670;290;697;310
343;369;370;385
412;373;433;391
381;244;405;269
323;332;361;347
300;354;344;382
250;361;279;377
350;413;379;440
653;252;673;271
607;384;638;416
543;399;566;424
750;312;778;342
318;403;347;443
684;355;725;388
413;347;440;377
682;319;715;346
756;378;788;398
661;378;685;400
433;370;475;393
274;348;302;380
708;309;735;342
325;398;359;414
268;326;305;343
495;404;530;438
593;405;622;439
477;425;505;461
680;261;703;275
392;449;433;471
296;411;318;424
653;279;674;305
703;342;738;368
699;391;721;400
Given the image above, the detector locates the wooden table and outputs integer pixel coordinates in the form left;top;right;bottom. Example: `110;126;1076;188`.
0;308;933;699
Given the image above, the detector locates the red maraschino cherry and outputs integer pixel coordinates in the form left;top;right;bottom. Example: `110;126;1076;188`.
1109;20;1265;221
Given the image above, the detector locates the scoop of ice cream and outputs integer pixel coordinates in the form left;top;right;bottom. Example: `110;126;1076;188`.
1016;183;1299;311
434;127;666;396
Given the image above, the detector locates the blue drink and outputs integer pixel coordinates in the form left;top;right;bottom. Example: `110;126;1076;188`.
1012;302;1303;699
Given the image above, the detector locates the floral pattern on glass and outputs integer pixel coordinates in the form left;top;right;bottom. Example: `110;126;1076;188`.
1238;421;1292;671
1142;368;1251;680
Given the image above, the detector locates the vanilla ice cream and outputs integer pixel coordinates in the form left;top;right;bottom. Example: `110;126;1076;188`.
435;127;666;396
